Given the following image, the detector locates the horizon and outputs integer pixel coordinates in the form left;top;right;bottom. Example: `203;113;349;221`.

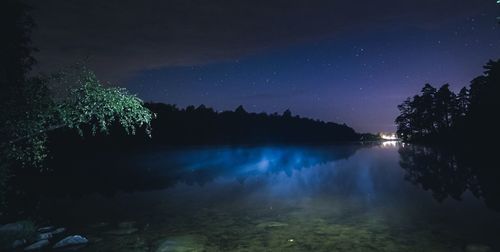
26;0;500;132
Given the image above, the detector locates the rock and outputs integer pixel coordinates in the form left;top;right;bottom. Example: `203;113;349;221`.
0;221;34;235
24;239;49;251
0;222;25;233
50;228;66;235
51;227;66;235
0;221;35;251
37;226;55;233
155;235;206;252
256;221;289;228
34;232;52;241
53;235;88;249
105;228;138;235
12;239;27;249
465;244;493;252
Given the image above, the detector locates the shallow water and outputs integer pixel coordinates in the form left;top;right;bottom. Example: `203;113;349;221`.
14;143;500;251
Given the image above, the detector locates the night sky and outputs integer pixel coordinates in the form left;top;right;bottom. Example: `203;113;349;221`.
26;0;500;133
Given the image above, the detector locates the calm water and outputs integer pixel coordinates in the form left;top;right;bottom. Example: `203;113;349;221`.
13;142;500;251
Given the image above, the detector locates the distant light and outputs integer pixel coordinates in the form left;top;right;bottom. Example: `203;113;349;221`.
382;141;398;147
380;133;398;140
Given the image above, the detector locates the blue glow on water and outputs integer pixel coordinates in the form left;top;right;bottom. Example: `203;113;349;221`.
29;143;500;251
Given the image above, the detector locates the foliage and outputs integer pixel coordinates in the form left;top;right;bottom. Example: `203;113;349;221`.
2;76;54;168
2;67;153;170
55;66;152;137
0;1;152;209
395;59;500;142
0;66;152;209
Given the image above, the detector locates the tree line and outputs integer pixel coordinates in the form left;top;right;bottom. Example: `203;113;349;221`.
46;103;360;153
109;103;360;145
395;59;499;143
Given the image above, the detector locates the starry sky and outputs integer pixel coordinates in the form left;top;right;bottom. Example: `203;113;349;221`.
27;0;500;133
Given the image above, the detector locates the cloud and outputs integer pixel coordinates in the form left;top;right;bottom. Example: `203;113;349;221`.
25;0;489;82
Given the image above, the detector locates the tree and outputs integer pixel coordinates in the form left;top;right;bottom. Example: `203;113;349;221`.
186;105;195;113
468;59;500;138
282;109;292;118
395;59;500;143
469;60;500;120
456;87;469;118
0;1;152;206
419;84;437;135
1;0;43;206
0;0;39;144
435;84;456;130
235;105;247;114
2;66;153;168
0;0;152;169
395;98;414;140
0;0;36;97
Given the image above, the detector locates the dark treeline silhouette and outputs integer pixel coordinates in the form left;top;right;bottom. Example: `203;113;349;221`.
399;145;500;211
48;103;359;149
142;103;359;145
395;59;499;143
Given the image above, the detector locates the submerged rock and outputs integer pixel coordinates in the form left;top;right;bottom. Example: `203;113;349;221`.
0;221;34;235
0;221;36;251
34;232;52;241
37;226;55;233
155;235;206;252
256;221;289;228
51;227;66;235
465;244;493;252
1;222;25;233
12;239;27;249
24;239;49;251
53;235;88;249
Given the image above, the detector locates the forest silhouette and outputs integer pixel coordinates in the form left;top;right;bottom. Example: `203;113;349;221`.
395;59;500;143
47;103;361;150
143;103;359;145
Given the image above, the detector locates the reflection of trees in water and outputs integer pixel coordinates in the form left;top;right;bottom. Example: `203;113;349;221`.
399;145;500;211
4;145;362;219
64;145;360;194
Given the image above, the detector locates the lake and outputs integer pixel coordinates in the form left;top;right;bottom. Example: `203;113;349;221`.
9;142;500;251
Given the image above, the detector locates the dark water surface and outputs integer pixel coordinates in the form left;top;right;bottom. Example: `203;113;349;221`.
13;142;500;251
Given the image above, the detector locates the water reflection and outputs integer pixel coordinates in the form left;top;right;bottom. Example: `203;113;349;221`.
381;140;399;148
8;143;500;215
6;145;363;217
5;143;500;251
399;144;500;211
